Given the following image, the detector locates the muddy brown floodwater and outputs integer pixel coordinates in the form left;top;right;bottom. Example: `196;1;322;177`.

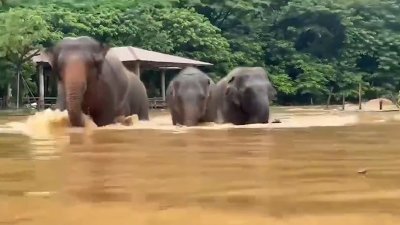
0;106;400;225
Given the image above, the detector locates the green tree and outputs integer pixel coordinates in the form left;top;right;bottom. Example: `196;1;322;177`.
152;8;232;77
0;8;55;107
2;0;400;107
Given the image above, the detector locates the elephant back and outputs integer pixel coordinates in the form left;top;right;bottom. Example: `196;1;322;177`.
178;67;214;83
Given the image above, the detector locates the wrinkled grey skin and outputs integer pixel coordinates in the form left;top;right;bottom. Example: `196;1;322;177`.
210;67;277;125
166;67;215;126
48;36;149;127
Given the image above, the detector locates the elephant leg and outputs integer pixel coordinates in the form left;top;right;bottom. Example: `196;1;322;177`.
171;110;180;126
139;112;149;121
93;111;115;127
138;104;149;121
56;81;66;111
114;103;132;126
202;108;216;123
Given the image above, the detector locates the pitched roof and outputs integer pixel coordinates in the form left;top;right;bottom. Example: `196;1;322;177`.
32;46;212;68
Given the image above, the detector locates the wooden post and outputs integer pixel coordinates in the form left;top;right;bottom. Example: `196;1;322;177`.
134;62;141;78
56;81;64;110
38;64;45;110
161;69;166;101
358;82;362;110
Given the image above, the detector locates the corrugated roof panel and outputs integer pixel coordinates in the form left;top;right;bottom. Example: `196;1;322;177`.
32;46;212;67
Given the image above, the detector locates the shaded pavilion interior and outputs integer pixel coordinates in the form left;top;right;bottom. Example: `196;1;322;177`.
31;46;212;109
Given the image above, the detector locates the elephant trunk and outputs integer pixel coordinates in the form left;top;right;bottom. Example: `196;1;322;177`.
66;85;85;127
183;105;200;126
64;60;87;127
247;95;270;124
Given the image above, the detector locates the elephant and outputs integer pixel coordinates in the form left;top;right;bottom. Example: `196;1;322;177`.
210;67;277;125
166;67;215;126
46;36;149;127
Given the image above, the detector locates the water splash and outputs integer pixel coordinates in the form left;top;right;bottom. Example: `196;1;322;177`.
0;108;375;160
4;108;361;136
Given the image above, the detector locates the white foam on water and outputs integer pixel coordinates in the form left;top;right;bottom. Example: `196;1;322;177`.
1;108;363;141
0;109;366;160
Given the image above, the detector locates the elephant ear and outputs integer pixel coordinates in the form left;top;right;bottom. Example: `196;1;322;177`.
225;76;241;105
225;85;240;106
44;47;56;69
92;42;110;70
99;42;110;59
171;80;180;98
206;79;212;96
44;46;62;80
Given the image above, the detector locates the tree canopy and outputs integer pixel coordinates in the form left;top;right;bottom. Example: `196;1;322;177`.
1;0;400;106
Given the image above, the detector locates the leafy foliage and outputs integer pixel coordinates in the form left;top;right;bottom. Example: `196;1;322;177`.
0;8;53;63
0;7;55;106
1;0;400;106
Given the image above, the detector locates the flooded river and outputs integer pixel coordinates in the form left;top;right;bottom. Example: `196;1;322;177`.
0;107;400;224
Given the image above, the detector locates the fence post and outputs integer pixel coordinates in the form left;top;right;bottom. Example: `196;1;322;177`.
161;69;166;101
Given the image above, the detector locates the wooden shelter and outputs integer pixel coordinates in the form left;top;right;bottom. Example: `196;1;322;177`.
31;46;212;109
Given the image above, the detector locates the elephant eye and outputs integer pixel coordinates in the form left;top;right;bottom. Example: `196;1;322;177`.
199;94;206;101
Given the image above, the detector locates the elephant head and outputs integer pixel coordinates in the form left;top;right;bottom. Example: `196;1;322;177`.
46;36;110;127
171;73;213;126
224;67;276;124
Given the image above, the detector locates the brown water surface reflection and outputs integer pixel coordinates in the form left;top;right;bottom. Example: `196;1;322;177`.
1;114;400;224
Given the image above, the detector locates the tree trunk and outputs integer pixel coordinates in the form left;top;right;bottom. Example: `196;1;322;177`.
326;87;334;109
16;68;21;109
310;97;313;105
5;83;11;108
342;94;345;111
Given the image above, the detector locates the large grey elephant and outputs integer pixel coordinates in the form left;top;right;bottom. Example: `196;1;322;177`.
166;67;215;126
47;36;149;127
210;67;277;125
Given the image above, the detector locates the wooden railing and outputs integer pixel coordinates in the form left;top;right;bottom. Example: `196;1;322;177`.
24;97;57;109
148;97;167;109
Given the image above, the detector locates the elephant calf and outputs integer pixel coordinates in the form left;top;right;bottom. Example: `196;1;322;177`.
210;67;277;125
47;36;149;127
166;67;214;126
